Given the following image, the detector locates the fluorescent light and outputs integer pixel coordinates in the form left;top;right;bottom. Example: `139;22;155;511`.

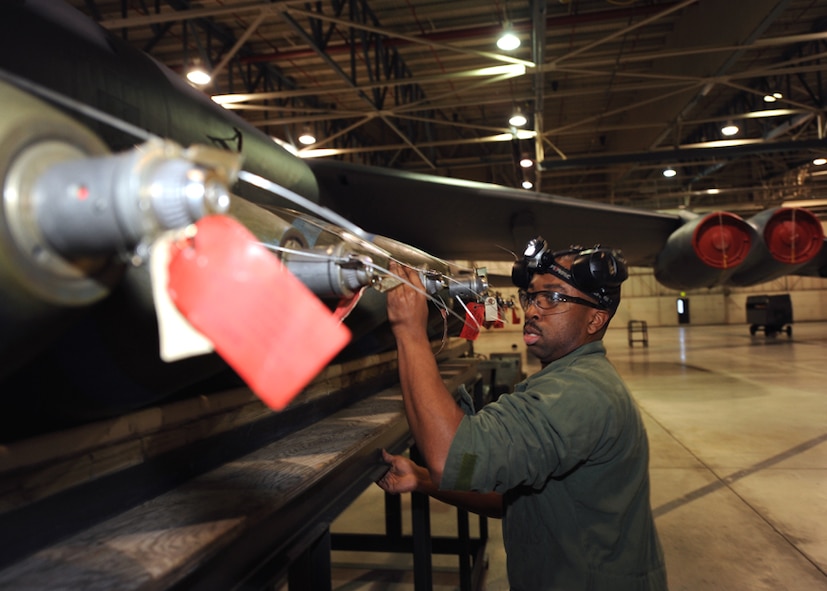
813;158;827;166
296;148;341;158
522;180;533;189
782;199;827;208
491;130;536;141
475;64;526;77
744;109;799;119
520;157;533;168
662;167;677;178
212;94;249;105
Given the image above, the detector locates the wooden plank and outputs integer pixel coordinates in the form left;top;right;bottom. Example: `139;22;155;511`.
0;356;479;591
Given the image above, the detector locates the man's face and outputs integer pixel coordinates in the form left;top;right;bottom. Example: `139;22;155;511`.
522;266;606;366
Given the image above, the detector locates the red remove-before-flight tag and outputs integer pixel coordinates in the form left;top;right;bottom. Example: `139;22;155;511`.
167;215;351;410
459;302;484;341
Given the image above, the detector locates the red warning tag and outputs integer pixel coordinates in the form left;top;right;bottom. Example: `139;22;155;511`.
459;302;485;341
167;215;351;410
493;308;505;329
334;288;365;322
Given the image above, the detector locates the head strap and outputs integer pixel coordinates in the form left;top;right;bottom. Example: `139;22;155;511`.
511;238;628;311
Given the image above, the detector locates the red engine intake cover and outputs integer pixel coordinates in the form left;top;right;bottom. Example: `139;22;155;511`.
763;208;824;264
692;212;752;269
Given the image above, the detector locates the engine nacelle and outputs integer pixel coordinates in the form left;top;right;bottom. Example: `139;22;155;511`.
728;207;824;286
653;212;753;290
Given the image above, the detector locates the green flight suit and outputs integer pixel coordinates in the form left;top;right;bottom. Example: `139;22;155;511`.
442;341;667;590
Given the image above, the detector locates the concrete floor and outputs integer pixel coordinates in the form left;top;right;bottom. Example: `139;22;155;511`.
328;321;827;590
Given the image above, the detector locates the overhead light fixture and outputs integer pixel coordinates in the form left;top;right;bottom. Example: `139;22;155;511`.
186;66;212;86
296;148;340;159
298;126;317;146
764;91;784;102
509;107;527;127
721;122;740;137
662;167;677;178
497;24;520;51
492;130;536;141
474;64;527;77
520;157;534;168
212;94;250;105
813;157;827;166
522;180;533;190
783;198;827;208
745;108;798;119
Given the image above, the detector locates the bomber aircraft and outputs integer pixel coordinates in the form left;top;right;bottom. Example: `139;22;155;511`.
0;1;826;583
0;0;824;430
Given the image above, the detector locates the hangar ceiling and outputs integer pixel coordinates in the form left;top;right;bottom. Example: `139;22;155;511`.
64;0;827;219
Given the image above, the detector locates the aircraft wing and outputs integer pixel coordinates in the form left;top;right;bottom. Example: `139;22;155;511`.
310;159;682;266
311;159;827;285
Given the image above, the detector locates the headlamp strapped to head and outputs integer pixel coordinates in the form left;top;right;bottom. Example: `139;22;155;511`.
511;236;629;311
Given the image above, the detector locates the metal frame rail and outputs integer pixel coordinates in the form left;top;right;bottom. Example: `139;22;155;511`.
627;320;649;347
330;460;489;591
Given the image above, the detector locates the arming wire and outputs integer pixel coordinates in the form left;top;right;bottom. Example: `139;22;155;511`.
257;242;479;330
262;205;393;262
257;242;352;264
434;295;450;356
0;68;155;143
370;260;483;334
239;171;371;242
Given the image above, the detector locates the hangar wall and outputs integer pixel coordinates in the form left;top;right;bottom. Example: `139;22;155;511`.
614;269;827;327
478;261;827;330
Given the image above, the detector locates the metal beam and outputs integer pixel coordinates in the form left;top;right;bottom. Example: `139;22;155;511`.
539;138;827;170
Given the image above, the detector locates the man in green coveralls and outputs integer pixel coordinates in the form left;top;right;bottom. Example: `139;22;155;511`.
377;239;667;590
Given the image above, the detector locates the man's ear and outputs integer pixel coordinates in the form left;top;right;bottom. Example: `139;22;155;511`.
587;308;611;335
